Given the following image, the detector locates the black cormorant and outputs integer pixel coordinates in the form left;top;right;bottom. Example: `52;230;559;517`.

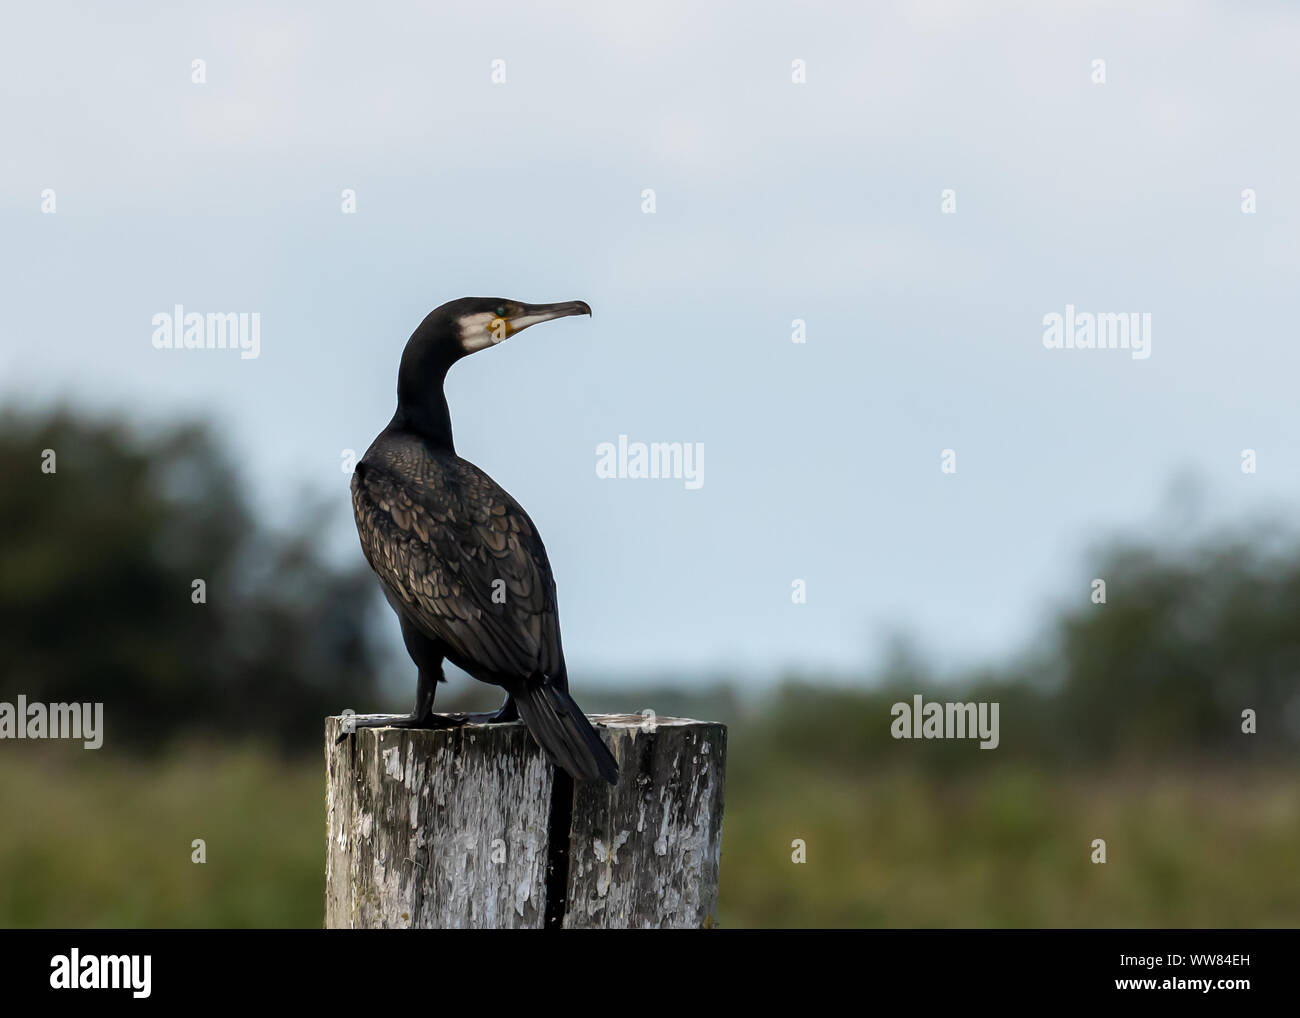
343;297;618;785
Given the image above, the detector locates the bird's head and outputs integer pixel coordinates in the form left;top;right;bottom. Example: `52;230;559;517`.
395;297;592;435
427;296;593;358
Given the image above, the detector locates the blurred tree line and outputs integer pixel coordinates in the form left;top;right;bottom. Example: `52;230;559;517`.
0;409;382;750
639;527;1300;773
2;408;1297;764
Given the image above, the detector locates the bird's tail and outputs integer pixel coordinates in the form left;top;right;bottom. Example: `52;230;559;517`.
514;682;618;785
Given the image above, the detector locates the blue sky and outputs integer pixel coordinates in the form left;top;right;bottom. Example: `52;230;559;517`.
4;1;1299;686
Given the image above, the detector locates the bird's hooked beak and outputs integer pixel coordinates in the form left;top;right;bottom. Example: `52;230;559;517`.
455;298;592;355
494;300;592;339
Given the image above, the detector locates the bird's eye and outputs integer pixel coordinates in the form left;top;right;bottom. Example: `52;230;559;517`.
495;305;506;317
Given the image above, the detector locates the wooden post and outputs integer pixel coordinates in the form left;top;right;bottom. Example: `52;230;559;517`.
325;713;727;928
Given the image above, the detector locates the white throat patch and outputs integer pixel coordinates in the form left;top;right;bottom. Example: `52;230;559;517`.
457;311;506;353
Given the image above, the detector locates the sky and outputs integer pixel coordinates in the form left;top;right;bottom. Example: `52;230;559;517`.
3;1;1299;686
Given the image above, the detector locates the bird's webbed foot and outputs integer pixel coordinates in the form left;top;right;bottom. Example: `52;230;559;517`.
458;696;518;725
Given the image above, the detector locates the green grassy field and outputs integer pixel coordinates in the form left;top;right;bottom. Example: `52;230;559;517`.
722;764;1300;927
0;744;324;928
2;743;1296;927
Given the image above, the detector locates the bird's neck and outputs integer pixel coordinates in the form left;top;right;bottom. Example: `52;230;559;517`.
395;353;457;453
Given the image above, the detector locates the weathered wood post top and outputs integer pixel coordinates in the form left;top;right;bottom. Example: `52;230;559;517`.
325;713;727;928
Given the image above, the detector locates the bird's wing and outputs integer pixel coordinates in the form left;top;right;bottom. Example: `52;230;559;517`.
351;455;562;680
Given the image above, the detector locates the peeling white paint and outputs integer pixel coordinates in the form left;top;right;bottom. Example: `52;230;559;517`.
654;799;671;857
